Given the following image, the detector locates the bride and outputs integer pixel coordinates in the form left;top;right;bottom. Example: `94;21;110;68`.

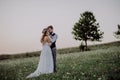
26;28;54;78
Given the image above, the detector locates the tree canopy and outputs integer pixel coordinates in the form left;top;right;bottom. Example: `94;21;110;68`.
72;11;104;50
114;24;120;39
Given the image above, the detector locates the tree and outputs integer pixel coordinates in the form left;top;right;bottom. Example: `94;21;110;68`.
114;24;120;39
72;11;104;50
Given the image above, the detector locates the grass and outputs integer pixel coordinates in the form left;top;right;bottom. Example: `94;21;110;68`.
0;41;120;80
0;41;120;60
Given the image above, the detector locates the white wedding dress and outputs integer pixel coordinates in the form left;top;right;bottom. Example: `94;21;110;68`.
26;42;54;78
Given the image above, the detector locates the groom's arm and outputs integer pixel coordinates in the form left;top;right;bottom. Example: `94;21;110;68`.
49;34;58;43
52;34;58;43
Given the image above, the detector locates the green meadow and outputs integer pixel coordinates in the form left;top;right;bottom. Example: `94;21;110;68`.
0;41;120;80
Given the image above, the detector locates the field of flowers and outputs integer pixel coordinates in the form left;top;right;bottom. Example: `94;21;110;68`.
0;43;120;80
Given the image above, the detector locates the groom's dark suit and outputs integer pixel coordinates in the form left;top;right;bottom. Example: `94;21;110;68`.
50;32;58;72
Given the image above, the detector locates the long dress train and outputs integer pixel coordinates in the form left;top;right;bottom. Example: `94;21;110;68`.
26;43;54;78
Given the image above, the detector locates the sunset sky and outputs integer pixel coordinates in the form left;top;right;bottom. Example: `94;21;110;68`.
0;0;120;54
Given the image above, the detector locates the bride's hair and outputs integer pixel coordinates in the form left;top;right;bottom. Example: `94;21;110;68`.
41;28;48;43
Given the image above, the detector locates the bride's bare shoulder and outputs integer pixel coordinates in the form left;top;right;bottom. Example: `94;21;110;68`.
44;36;49;38
44;36;49;40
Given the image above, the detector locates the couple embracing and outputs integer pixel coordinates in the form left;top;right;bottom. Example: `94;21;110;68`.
26;25;58;78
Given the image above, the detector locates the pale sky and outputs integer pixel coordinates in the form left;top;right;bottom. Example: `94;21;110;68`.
0;0;120;54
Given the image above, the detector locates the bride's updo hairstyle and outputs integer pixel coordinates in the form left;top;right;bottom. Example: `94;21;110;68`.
41;28;48;43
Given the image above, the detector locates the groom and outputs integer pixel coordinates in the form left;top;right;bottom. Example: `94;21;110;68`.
47;25;58;73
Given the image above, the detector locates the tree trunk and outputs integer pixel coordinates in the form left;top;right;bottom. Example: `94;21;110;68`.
85;40;87;50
